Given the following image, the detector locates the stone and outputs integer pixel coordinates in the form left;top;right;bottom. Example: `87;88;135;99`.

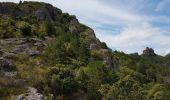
35;8;53;21
103;56;116;71
1;38;45;57
28;50;40;56
4;71;17;77
83;28;97;44
14;87;44;100
69;18;79;33
70;18;79;26
142;47;156;56
90;43;101;50
98;49;116;71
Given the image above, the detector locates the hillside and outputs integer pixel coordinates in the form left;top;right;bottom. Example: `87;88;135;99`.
0;1;170;100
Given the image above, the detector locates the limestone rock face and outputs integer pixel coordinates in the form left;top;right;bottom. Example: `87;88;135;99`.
35;8;53;21
142;47;156;56
0;38;46;57
0;2;62;21
99;49;116;71
69;18;79;33
70;18;79;26
90;43;101;50
14;87;44;100
83;28;97;44
82;28;116;71
34;3;62;21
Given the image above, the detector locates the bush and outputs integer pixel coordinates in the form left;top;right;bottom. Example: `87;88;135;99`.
16;21;31;36
39;66;79;96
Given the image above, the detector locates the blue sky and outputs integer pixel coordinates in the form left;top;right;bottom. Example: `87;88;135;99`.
1;0;170;55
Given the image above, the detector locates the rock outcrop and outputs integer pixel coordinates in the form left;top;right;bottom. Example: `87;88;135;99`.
69;18;79;33
35;8;53;21
0;1;117;99
0;1;62;21
14;87;44;100
99;49;116;71
83;28;97;44
0;38;46;57
142;47;156;56
83;28;116;71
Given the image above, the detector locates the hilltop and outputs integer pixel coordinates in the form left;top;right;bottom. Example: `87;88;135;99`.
0;1;116;99
0;1;169;100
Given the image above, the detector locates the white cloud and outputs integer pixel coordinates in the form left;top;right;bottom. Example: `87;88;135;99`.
1;0;170;55
96;22;170;55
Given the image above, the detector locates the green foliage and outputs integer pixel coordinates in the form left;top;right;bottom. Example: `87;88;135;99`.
99;77;144;100
0;1;170;99
0;18;20;38
0;2;83;39
16;21;32;36
44;32;89;66
20;1;47;10
143;83;168;100
38;66;79;97
112;51;170;100
75;61;118;99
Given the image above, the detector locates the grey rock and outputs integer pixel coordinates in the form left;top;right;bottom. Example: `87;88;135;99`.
90;43;101;50
35;8;53;21
70;18;79;26
4;71;17;77
28;50;40;56
69;18;79;33
14;87;44;100
12;45;27;54
98;49;116;71
1;38;46;57
103;56;116;71
83;28;97;44
142;47;156;56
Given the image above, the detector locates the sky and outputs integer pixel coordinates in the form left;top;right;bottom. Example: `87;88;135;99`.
1;0;170;55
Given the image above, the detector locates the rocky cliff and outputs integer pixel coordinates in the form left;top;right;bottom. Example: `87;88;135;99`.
142;47;156;56
0;1;116;99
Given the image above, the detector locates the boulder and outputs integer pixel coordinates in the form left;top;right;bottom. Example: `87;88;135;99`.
142;47;156;56
69;18;79;33
97;49;116;71
28;50;40;56
70;18;79;26
35;8;52;21
82;28;97;44
90;43;101;50
1;38;45;56
14;87;44;100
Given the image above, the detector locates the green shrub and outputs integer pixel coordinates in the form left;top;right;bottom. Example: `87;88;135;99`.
16;21;32;36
